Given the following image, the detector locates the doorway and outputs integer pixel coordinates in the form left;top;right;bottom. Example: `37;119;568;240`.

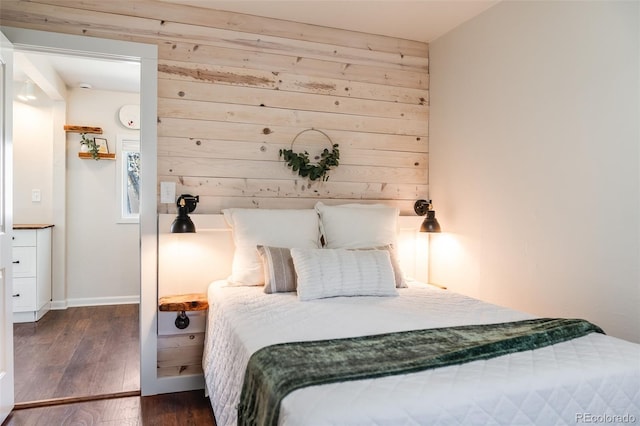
3;27;159;404
13;50;141;404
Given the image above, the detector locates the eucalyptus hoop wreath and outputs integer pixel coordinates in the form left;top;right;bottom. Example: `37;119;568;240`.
279;128;340;181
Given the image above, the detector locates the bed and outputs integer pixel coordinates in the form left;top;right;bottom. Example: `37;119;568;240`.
201;203;640;426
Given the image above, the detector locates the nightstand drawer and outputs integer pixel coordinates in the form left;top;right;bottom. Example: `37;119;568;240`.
12;247;37;278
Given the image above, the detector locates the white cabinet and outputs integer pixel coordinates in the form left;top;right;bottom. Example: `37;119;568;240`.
12;226;53;322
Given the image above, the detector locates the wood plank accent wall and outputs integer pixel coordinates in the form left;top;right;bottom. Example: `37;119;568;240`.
1;0;429;214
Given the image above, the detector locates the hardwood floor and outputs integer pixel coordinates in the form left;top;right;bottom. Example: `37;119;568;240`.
7;305;217;425
13;304;140;403
3;390;216;425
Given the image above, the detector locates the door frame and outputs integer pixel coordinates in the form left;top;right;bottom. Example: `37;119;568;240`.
0;29;15;422
1;27;160;395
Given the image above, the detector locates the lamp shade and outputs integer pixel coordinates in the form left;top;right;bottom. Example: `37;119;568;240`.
419;210;441;233
170;194;199;233
414;199;442;233
170;213;195;233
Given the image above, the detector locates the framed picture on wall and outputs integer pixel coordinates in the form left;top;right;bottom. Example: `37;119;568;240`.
94;137;110;154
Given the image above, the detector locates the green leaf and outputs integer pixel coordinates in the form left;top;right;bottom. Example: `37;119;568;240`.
279;141;340;181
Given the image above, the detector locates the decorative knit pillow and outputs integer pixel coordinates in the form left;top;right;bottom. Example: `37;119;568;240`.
351;245;407;288
257;246;297;294
290;248;398;301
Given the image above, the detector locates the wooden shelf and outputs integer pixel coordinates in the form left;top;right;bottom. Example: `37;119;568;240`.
78;152;116;160
64;125;103;134
159;293;209;312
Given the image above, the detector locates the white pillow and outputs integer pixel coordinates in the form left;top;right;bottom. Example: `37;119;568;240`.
223;208;321;285
291;248;398;301
314;202;406;287
315;202;399;249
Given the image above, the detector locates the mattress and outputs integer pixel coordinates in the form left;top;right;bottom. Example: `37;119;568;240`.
203;281;640;426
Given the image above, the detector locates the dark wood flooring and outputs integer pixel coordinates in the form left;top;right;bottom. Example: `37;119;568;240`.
13;305;140;403
7;305;217;425
2;390;216;425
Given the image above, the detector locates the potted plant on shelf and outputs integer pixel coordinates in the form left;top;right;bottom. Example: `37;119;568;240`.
80;133;100;160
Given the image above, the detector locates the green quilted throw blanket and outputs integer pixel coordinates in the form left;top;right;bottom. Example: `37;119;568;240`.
237;318;604;426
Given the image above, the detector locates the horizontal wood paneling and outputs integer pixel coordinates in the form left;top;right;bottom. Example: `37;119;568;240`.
157;138;428;168
157;119;427;151
158;43;428;89
1;0;430;213
44;0;428;57
158;60;428;101
157;98;428;135
157;79;427;120
159;197;421;216
1;2;428;71
158;157;427;183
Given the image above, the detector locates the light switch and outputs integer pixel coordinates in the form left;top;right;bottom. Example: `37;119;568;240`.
32;189;41;203
160;181;176;204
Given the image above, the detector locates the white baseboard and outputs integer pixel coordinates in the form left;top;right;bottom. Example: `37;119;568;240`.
51;295;140;309
50;300;68;310
14;303;52;323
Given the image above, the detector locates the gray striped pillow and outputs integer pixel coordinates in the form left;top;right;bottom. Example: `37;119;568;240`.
257;246;297;293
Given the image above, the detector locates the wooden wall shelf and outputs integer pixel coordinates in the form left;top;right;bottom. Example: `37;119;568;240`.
65;125;103;134
159;294;209;312
78;152;116;160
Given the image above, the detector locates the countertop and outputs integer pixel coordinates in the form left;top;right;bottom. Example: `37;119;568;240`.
13;224;55;230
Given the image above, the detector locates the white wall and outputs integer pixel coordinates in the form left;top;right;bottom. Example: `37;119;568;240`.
430;1;639;342
13;88;54;224
66;88;140;304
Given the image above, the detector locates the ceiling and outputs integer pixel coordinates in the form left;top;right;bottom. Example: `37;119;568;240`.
36;53;141;93
14;1;498;97
14;51;141;97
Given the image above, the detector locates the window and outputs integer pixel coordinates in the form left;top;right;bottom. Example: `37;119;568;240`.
117;134;140;223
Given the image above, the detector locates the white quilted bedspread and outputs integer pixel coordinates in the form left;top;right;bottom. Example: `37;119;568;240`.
203;281;640;426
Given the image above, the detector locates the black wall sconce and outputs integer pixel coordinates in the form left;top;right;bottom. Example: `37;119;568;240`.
170;194;200;233
414;199;442;233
